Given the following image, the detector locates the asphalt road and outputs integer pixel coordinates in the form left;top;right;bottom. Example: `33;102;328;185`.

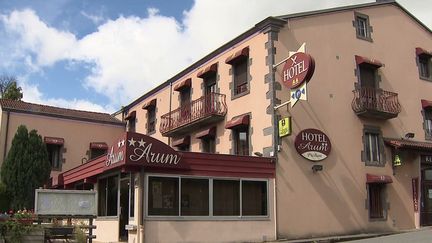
345;229;432;243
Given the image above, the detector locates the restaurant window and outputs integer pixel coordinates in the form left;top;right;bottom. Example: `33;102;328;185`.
146;175;268;218
130;174;135;218
368;184;386;219
424;107;432;140
233;58;248;96
181;178;209;216
354;12;372;41
47;144;62;170
234;127;249;156
147;107;156;134
242;181;267;216
418;53;432;80
362;126;385;166
98;175;119;216
148;176;179;216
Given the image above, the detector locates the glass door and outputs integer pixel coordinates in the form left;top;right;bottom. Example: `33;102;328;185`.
421;167;432;226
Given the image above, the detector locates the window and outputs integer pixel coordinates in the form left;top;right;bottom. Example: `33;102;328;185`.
98;175;119;216
233;59;248;96
46;144;62;169
202;137;216;153
362;126;385;166
368;184;385;219
213;180;240;216
130;175;135;218
424;108;432;139
90;148;106;160
128;117;136;132
181;178;209;216
354;12;372;41
146;175;268;218
419;54;432;80
234;128;249;156
147;107;156;134
359;65;377;89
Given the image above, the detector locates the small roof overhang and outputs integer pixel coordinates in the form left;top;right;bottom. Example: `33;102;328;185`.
416;47;432;57
172;136;191;147
366;173;393;184
384;138;432;151
90;142;108;150
125;110;136;120
355;55;383;68
197;63;218;79
44;137;64;145
421;99;432;109
225;114;250;129
174;78;192;92
196;127;216;139
225;47;249;65
142;99;157;110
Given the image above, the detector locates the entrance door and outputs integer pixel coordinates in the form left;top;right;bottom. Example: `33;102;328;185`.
119;178;130;241
421;167;432;226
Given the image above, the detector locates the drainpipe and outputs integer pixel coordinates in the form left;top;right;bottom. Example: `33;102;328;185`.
168;81;173;146
3;111;10;161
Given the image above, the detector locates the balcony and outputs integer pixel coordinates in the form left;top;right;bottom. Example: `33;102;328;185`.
352;87;401;119
160;92;227;136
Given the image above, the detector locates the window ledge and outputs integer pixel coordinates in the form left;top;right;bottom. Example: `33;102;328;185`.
146;130;156;136
231;90;250;101
144;215;270;221
96;216;119;221
369;217;387;222
420;76;432;82
356;35;373;42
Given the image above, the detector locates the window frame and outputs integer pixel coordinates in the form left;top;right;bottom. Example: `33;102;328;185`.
127;117;136;132
201;137;216;153
97;173;120;218
418;54;432;81
230;57;250;100
147;106;156;135
46;143;63;171
233;127;250;156
367;183;388;221
362;126;386;167
354;12;373;42
144;174;270;220
423;107;432;140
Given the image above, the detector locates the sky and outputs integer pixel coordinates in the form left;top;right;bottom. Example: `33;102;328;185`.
0;0;430;113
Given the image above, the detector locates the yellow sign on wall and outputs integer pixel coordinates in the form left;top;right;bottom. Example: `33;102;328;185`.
278;117;291;137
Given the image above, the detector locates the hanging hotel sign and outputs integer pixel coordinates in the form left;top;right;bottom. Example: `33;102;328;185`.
294;129;331;162
105;132;183;170
282;52;315;89
278;117;292;137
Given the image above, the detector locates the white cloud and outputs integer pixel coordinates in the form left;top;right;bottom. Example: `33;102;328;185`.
0;0;430;112
80;11;105;25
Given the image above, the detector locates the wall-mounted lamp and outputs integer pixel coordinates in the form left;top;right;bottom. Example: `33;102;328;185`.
312;164;323;173
404;132;415;139
254;152;263;157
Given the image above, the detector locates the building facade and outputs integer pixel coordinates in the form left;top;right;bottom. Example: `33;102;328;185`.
51;1;432;242
0;99;125;181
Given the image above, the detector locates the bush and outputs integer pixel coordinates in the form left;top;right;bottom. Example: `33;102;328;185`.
0;182;9;212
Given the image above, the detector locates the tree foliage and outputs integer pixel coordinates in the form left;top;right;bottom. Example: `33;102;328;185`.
0;75;23;101
0;125;51;209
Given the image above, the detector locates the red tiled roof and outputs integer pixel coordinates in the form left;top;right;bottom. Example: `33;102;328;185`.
384;138;432;151
0;99;124;125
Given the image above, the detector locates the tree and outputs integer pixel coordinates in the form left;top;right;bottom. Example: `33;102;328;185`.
0;74;23;100
0;125;51;210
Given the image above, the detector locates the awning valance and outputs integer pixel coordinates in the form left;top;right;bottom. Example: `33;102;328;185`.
125;111;136;120
366;173;393;184
172;136;190;147
174;78;191;92
197;63;218;78
421;99;432;109
44;137;64;145
355;55;383;68
225;114;250;129
90;142;108;150
196;127;216;139
416;47;432;56
142;99;157;110
225;47;249;65
384;138;432;151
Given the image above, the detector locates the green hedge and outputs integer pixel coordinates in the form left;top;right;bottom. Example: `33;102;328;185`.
0;182;10;212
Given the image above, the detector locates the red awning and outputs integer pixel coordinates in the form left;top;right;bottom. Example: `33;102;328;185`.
44;137;64;145
197;63;218;78
416;47;432;56
225;47;249;64
225;114;250;129
421;99;432;109
172;136;190;147
355;55;383;68
384;138;432;151
90;142;108;150
366;173;393;184
125;111;136;120
142;99;157;110
196;127;216;139
174;78;191;92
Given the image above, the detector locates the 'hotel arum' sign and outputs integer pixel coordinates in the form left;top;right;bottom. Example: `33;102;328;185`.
295;129;332;162
105;132;184;170
282;52;315;89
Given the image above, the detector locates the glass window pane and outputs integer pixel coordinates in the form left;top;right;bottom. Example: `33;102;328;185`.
98;178;107;216
130;175;135;218
213;180;240;216
107;176;118;216
181;178;209;216
242;181;267;216
148;177;179;216
425;170;432;180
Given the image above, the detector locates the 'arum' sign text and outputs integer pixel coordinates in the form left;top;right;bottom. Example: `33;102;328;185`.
295;129;331;162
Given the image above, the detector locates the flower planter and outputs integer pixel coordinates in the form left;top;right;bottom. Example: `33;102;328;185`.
3;229;44;243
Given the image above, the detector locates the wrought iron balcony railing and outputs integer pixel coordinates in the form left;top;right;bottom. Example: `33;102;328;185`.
160;92;227;136
352;87;401;119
